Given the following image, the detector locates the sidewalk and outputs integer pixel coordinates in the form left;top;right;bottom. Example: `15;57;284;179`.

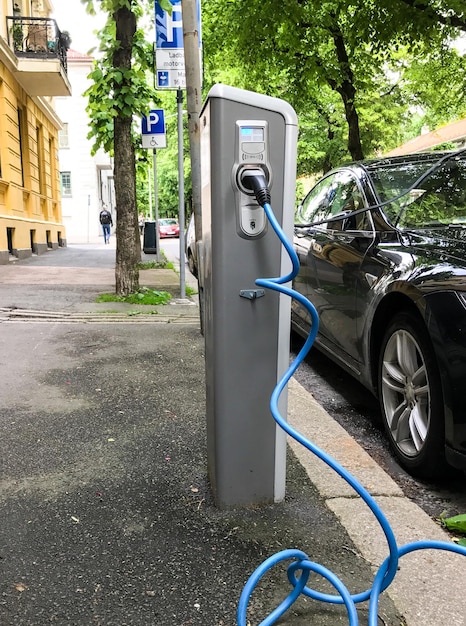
0;244;465;626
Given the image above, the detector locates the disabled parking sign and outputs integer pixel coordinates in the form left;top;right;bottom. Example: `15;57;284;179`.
141;110;166;149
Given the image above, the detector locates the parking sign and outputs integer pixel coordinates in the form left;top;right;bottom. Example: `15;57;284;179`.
155;0;184;49
155;0;202;90
142;110;165;135
141;110;166;149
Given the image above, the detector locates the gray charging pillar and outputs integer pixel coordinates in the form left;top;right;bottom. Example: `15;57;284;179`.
200;85;298;508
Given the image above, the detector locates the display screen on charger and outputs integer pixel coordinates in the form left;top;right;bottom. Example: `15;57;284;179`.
241;127;264;142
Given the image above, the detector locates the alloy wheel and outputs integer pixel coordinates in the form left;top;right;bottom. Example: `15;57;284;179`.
380;328;430;458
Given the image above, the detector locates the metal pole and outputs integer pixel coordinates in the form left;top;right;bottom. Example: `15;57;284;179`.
181;0;203;324
177;88;186;299
152;148;161;261
148;162;153;220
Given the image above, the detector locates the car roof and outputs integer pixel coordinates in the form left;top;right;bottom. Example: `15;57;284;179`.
358;149;464;175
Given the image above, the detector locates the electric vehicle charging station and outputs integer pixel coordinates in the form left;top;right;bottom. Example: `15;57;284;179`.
197;86;466;625
200;84;298;508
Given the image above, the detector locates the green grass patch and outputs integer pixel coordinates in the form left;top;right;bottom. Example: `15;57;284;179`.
137;255;174;271
96;287;172;306
186;285;197;296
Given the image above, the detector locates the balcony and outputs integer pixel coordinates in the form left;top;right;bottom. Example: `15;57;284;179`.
5;16;71;97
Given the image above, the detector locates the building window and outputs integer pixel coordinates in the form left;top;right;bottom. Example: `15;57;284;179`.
17;107;26;187
58;123;69;149
49;137;57;200
36;125;46;195
7;227;14;253
60;171;72;197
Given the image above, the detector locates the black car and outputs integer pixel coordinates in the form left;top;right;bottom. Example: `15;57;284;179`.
293;149;466;477
185;213;198;278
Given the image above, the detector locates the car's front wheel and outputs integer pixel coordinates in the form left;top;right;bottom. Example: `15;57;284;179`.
187;249;198;278
378;313;445;477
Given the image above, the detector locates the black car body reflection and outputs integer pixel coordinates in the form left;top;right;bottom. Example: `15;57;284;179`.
293;150;466;477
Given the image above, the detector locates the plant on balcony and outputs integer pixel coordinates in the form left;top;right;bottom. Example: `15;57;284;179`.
59;30;71;50
11;23;23;50
11;2;22;50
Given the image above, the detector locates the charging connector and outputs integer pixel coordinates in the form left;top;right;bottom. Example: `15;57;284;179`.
239;168;271;207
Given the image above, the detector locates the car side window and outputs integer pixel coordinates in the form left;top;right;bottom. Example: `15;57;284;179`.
298;171;371;231
298;174;338;225
330;172;370;231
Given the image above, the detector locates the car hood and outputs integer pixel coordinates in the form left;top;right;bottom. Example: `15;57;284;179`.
404;226;466;264
401;226;466;290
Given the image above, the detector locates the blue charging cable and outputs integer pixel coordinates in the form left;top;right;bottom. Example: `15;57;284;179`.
236;192;466;626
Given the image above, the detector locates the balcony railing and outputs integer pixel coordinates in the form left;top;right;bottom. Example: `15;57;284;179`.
6;16;69;73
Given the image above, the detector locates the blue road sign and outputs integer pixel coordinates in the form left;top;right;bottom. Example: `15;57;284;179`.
157;71;170;88
141;110;165;135
155;0;184;49
155;0;202;49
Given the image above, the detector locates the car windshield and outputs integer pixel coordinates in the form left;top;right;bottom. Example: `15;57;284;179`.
367;153;466;229
159;219;178;225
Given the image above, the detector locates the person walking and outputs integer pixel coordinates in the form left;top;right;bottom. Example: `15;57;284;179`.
138;213;145;235
99;206;113;244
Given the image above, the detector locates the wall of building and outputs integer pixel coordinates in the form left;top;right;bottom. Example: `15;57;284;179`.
0;60;65;263
0;0;67;263
55;50;114;244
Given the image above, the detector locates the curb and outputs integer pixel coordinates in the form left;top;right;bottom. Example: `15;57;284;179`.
288;378;466;625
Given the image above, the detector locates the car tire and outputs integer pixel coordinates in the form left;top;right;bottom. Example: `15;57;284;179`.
377;312;446;477
187;249;198;278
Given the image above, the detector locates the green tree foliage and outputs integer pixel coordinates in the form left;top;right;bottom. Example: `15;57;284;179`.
156;115;192;218
202;0;466;173
401;46;466;131
81;0;466;253
82;0;158;295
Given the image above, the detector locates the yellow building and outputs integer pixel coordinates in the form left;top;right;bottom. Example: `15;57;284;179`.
0;0;71;264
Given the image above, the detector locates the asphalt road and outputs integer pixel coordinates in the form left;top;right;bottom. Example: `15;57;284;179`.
0;245;407;626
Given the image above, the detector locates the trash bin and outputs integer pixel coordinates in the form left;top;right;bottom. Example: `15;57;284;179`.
143;221;157;254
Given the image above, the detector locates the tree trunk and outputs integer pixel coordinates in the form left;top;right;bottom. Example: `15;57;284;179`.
338;83;364;162
328;21;365;162
113;6;140;295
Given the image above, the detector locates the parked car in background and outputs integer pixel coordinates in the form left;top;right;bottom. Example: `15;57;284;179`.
293;149;466;478
185;214;198;277
158;218;180;239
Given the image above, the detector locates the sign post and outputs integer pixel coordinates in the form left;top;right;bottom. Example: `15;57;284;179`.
141;109;167;261
155;0;187;90
155;0;201;299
